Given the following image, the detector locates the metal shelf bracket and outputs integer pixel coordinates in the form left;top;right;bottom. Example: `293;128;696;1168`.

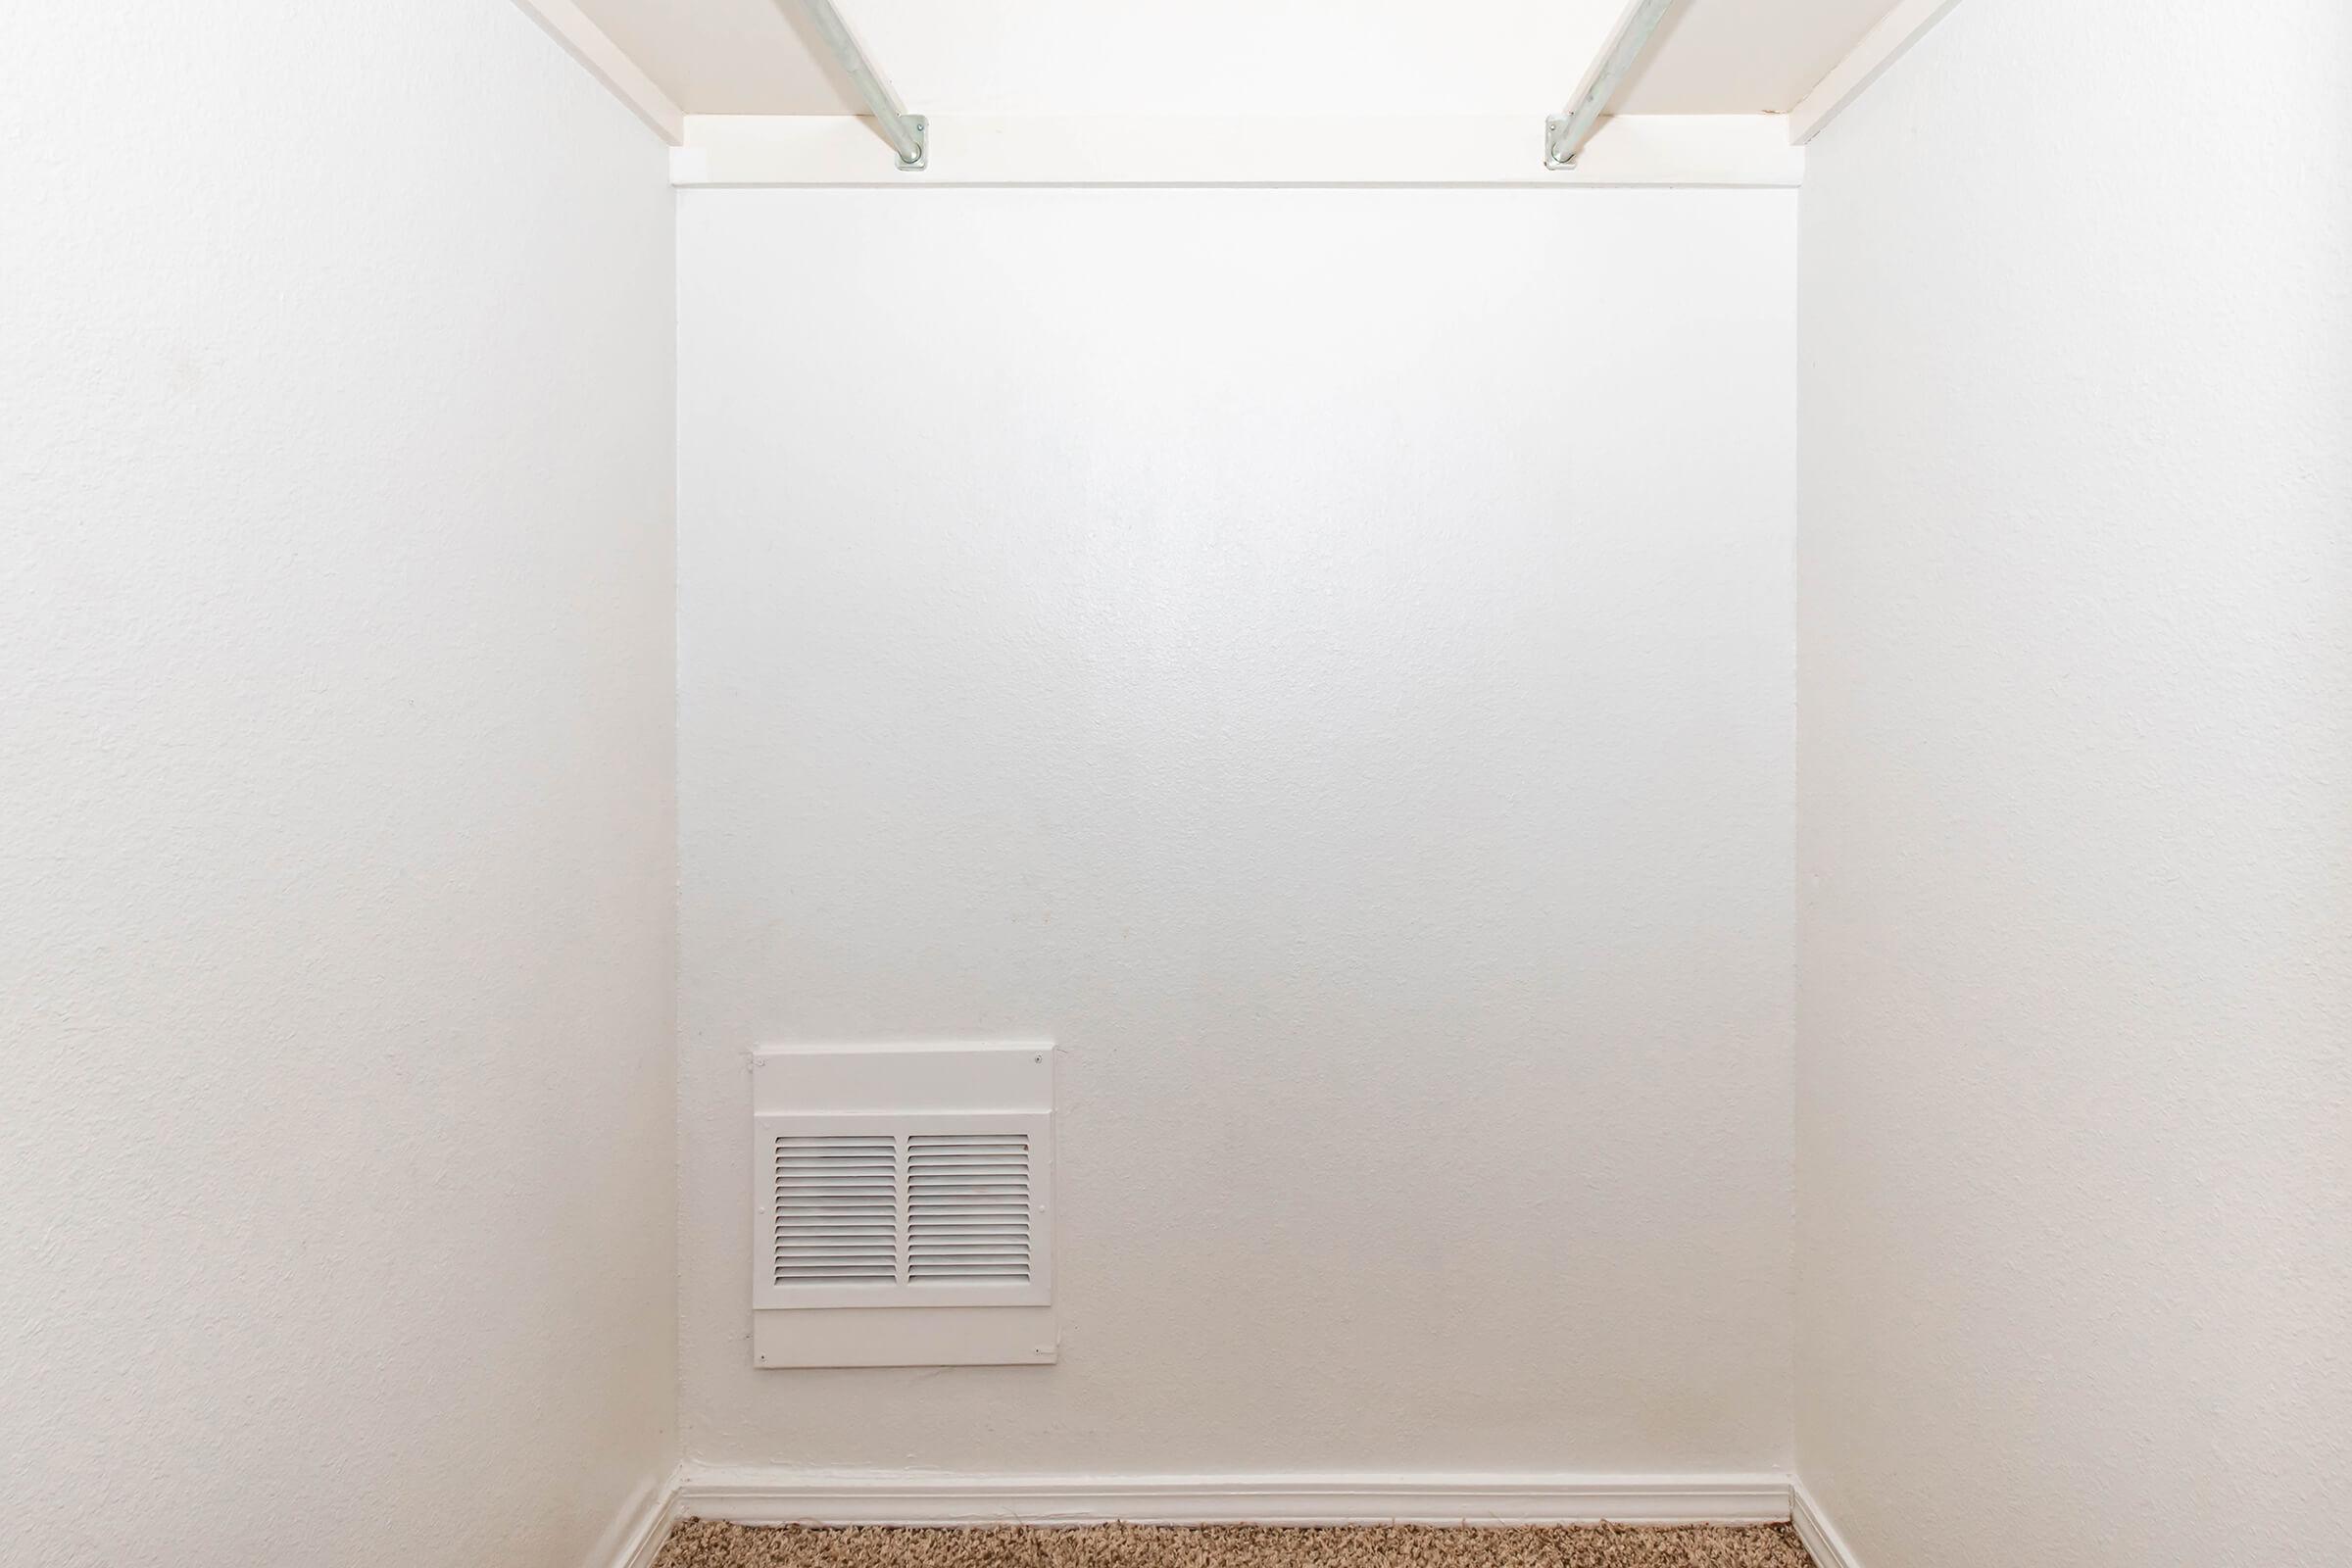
788;0;928;170
1545;0;1681;169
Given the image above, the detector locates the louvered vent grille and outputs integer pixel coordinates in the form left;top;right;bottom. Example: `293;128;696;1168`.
753;1101;1049;1311
771;1134;898;1285
907;1134;1031;1284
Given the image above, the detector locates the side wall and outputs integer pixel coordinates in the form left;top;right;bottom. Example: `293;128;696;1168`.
676;187;1798;1478
1795;2;2352;1563
0;4;678;1563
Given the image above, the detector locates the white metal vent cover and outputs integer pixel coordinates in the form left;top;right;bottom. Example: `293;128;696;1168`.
751;1041;1054;1320
756;1111;1052;1308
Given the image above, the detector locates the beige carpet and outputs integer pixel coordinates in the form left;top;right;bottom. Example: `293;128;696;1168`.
653;1522;1815;1568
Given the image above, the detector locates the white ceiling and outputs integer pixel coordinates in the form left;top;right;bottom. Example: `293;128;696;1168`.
569;0;1909;119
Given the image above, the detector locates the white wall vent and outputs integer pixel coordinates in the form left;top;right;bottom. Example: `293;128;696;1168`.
751;1041;1055;1367
755;1112;1052;1308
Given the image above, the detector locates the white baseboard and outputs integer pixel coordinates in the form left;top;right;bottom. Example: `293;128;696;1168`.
1788;1481;1860;1568
592;1468;681;1568
675;1469;1792;1528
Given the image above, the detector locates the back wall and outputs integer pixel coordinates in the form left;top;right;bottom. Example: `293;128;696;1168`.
676;187;1797;1476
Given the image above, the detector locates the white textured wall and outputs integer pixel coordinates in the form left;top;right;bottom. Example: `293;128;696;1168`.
1795;2;2352;1564
678;188;1796;1476
0;5;677;1565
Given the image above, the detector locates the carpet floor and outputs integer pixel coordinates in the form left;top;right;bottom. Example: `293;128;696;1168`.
652;1522;1816;1568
